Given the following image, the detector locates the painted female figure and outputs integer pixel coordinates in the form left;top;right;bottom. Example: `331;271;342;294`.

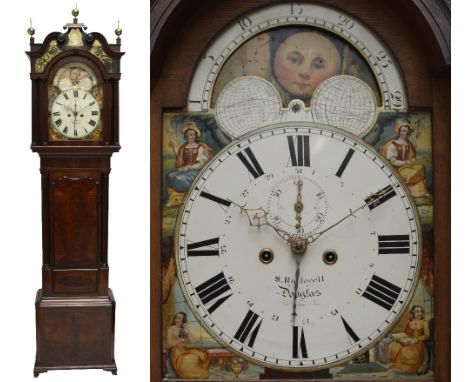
388;305;430;374
380;118;430;197
166;121;214;206
166;312;210;379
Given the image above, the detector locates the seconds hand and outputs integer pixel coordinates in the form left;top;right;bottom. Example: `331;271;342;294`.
292;255;301;325
73;96;77;131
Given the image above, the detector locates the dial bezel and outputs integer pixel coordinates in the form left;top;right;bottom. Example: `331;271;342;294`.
50;88;101;139
47;57;105;142
174;122;422;371
187;3;407;113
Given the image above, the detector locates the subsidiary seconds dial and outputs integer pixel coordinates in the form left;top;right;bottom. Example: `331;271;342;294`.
175;123;421;370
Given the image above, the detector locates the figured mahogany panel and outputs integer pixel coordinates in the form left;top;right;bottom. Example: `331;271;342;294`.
53;270;98;295
50;172;101;268
35;290;116;368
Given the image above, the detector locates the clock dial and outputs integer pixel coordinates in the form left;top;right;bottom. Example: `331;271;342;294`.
188;3;406;113
175;123;421;370
48;61;103;141
51;88;101;139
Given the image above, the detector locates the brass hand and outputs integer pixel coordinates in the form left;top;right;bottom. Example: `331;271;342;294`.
76;102;93;114
232;201;306;323
303;186;395;245
234;185;396;249
291;254;302;324
233;201;309;257
232;202;292;243
294;179;304;231
304;203;367;244
73;98;78;129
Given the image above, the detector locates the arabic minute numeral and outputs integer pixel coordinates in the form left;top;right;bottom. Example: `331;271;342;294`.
376;50;393;68
202;53;215;62
315;213;325;224
272;216;281;223
290;3;303;15
391;91;403;108
271;189;281;197
337;14;355;29
238;16;252;30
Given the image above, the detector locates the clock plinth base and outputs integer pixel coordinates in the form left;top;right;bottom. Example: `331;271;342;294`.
34;289;117;377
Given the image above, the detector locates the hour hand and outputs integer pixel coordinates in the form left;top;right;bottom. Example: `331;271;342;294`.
232;201;292;243
294;179;303;230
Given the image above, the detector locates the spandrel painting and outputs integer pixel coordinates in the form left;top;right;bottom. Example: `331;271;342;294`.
160;23;435;381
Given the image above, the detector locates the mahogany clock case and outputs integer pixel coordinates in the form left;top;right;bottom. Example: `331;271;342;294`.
0;1;148;380
27;16;123;376
151;1;450;382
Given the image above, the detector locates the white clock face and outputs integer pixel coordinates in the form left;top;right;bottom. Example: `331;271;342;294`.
51;88;101;139
175;123;421;370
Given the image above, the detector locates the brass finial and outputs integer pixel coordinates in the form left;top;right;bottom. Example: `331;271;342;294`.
115;19;122;37
115;19;122;44
72;4;79;21
27;18;35;37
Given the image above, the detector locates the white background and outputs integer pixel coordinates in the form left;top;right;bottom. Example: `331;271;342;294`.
0;1;149;381
0;1;460;382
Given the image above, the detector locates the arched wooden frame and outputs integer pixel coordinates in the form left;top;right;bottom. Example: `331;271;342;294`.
151;1;450;381
28;29;123;150
44;54;107;145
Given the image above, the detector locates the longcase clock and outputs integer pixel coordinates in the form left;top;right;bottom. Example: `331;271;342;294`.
27;8;123;377
151;1;450;382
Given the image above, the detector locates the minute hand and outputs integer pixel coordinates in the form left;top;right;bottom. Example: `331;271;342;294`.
306;203;367;244
307;185;397;243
